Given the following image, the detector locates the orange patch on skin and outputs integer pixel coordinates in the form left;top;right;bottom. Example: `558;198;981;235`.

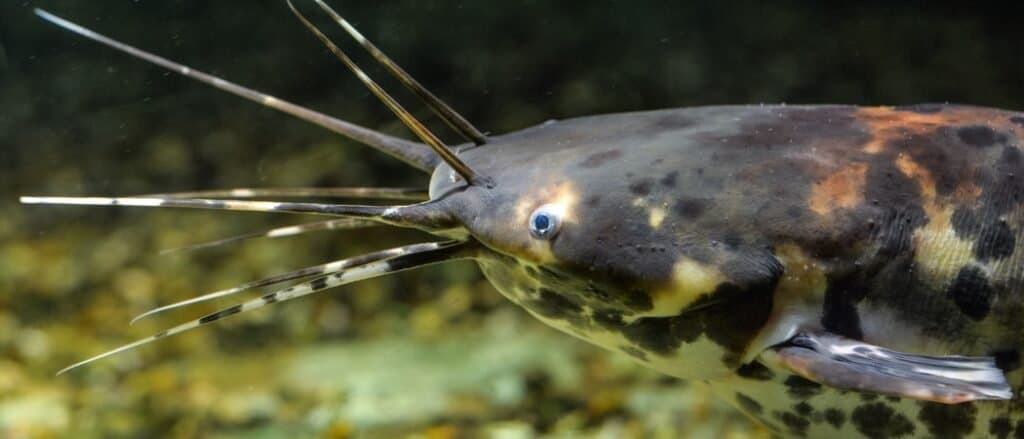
953;181;982;202
895;153;937;201
896;150;981;206
858;106;976;154
895;153;949;224
808;163;867;216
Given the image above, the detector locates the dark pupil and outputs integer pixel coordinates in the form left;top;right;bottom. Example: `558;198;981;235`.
533;214;551;231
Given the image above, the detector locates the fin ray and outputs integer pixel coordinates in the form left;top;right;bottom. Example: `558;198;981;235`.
764;331;1013;404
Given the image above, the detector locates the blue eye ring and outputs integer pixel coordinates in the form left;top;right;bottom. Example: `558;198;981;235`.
528;204;562;240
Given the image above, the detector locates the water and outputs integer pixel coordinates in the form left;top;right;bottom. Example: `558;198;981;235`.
1;2;1020;437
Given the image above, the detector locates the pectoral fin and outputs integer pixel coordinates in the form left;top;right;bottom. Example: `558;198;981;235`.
760;331;1013;404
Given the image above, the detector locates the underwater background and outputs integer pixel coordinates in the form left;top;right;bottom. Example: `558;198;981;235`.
2;1;1023;438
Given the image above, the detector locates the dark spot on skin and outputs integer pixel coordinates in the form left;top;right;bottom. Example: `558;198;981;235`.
736;393;763;415
537;266;569;282
784;375;823;399
582;282;611;301
629;178;654;196
951;207;1016;261
310;277;329;291
991;417;1013;439
622;288;654;311
824;408;845;429
736;361;774;381
592;309;623;328
974;219;1015;261
660;171;679;187
851;402;915;438
867;252;974;340
686;279;780;366
619;345;648;361
992;349;1021;372
530;288;583;321
821;299;862;340
673;197;708;220
668;314;703;344
620;316;677;354
917;402;977;439
1011;116;1024;128
947;266;995;321
820;274;867;340
793;402;813;416
957;125;999;147
199;304;242;324
579;149;622;168
774;410;809;436
978;146;1024;216
616;274;779;365
951;207;979;239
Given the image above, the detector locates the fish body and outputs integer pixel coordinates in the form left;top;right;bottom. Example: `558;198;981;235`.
429;104;1024;438
24;6;1024;439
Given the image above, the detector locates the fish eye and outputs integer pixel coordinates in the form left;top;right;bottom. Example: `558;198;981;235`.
528;204;562;240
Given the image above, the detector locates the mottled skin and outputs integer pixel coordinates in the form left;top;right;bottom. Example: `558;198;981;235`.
427;104;1024;438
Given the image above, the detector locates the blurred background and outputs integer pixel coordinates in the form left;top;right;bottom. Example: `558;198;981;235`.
1;1;1023;438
